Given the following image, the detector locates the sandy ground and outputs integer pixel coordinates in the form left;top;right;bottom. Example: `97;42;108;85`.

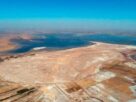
0;42;136;102
0;34;32;52
0;42;133;84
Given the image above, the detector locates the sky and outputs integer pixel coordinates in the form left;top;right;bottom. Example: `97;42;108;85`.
0;0;136;33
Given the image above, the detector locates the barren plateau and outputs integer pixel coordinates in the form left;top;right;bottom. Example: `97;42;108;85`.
0;41;136;102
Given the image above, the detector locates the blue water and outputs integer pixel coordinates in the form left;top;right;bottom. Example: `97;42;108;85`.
7;34;136;54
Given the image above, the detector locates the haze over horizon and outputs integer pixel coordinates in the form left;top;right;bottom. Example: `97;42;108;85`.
0;0;136;34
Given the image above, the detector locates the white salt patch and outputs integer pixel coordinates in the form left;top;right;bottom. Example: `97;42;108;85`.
129;85;136;96
108;96;119;102
125;62;136;69
33;47;46;50
93;71;116;82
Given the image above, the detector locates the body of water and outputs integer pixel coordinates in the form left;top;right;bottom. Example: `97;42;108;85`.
7;34;136;54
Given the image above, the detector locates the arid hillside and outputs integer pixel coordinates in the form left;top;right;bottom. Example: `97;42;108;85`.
0;42;136;102
0;34;32;52
0;42;126;83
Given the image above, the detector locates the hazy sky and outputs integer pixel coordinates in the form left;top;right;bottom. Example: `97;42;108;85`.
0;0;136;33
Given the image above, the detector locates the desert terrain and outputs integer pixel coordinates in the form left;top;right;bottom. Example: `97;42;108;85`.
0;36;16;52
0;34;32;52
0;42;136;102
